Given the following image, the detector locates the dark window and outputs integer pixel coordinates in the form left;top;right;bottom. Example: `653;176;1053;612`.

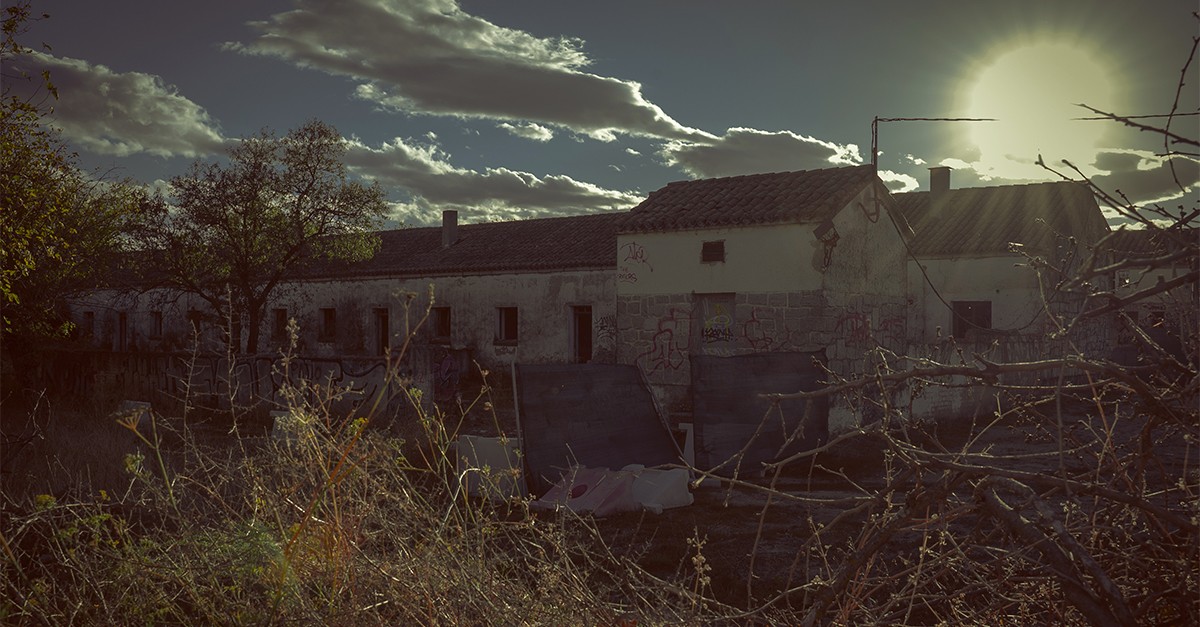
496;307;518;344
951;301;992;338
82;311;95;337
272;308;288;340
432;307;452;343
319;308;337;342
701;240;726;263
149;311;163;338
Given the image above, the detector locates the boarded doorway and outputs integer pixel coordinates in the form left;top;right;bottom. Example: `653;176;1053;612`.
571;306;593;363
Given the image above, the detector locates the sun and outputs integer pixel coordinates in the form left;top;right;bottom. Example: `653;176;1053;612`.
960;41;1116;179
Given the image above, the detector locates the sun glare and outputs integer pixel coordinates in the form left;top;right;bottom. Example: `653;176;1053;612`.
962;42;1115;179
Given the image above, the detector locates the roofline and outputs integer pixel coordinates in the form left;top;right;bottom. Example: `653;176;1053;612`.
287;264;616;284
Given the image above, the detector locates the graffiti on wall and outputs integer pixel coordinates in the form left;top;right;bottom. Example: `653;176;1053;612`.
621;242;653;271
619;241;653;284
740;308;775;351
834;311;871;345
697;294;735;345
635;308;690;372
878;316;905;346
597;314;617;346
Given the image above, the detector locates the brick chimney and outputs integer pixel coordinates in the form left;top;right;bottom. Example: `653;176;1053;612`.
442;210;458;248
929;166;951;197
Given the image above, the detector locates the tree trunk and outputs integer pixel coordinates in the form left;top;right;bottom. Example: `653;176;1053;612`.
245;306;262;354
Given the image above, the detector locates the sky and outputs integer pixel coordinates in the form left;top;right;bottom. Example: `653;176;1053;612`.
8;0;1199;227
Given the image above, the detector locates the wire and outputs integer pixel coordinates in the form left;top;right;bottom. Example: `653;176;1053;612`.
878;192;1052;337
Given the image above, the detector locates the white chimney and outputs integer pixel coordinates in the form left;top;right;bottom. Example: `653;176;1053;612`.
442;210;458;248
929;166;951;196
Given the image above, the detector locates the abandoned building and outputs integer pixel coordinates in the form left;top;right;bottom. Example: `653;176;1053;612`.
67;164;1144;463
894;168;1116;417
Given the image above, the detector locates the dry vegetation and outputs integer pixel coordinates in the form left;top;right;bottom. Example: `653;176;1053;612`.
3;24;1198;627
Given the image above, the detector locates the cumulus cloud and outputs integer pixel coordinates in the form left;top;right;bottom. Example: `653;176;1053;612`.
343;135;642;222
5;51;226;158
227;0;710;143
497;121;554;142
660;127;862;178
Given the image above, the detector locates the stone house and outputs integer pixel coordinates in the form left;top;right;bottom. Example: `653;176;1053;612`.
894;167;1114;417
1102;227;1198;365
614;164;910;433
69;211;622;409
68;164;1131;440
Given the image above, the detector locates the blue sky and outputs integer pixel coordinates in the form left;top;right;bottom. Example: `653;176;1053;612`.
9;0;1198;226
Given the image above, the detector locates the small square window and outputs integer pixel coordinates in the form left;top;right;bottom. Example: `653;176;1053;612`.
319;308;337;342
272;308;288;340
951;301;992;338
432;307;452;343
496;307;518;344
149;311;163;339
701;240;726;263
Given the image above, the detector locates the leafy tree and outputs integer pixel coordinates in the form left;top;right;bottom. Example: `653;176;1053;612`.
0;3;142;356
133;120;388;353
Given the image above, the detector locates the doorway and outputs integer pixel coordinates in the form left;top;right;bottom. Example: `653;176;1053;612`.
571;306;593;363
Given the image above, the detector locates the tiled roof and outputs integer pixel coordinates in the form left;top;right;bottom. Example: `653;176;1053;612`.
1103;227;1197;258
297;212;622;279
619;165;877;233
894;181;1109;256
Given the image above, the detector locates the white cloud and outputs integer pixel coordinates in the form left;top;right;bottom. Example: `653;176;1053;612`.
228;0;711;142
904;154;926;165
879;170;920;193
625;148;641;156
344;135;641;222
6;51;226;158
497;122;554;142
660;127;862;178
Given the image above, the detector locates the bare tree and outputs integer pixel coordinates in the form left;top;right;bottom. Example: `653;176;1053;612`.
131;120;388;353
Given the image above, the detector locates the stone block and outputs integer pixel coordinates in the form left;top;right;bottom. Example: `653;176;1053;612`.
768;292;787;307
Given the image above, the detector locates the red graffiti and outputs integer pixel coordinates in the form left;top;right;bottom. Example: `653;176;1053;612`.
835;311;871;344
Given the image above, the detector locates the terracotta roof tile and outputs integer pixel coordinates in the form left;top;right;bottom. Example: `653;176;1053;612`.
619;165;877;233
894;181;1109;256
299;212;622;279
1103;227;1198;258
